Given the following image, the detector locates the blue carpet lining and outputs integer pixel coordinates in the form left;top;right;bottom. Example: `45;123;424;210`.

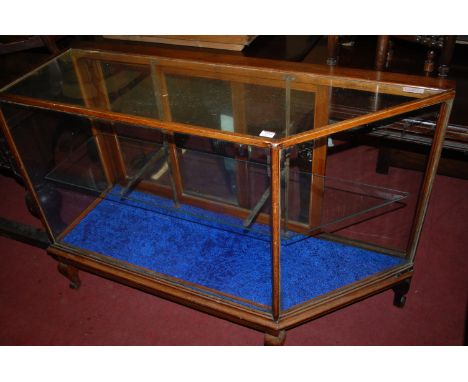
63;189;404;311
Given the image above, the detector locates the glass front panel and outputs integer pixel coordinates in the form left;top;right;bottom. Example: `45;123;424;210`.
330;88;415;123
1;103;276;313
2;103;104;237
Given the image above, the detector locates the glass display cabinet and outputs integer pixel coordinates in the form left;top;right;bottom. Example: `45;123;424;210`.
0;42;455;345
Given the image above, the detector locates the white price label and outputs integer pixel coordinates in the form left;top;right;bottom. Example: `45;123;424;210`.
259;130;276;138
402;86;424;94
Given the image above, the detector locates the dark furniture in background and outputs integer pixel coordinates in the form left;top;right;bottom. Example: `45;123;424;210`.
0;128;49;248
0;36;60;248
375;35;457;77
327;35;457;77
0;36;61;55
325;35;467;180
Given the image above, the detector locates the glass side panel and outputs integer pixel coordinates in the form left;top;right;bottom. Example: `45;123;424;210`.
290;89;316;134
324;106;439;253
282;104;440;253
45;135;108;193
280;170;408;242
178;148;247;206
329;88;415;124
276;105;440;313
1;103;108;237
1;49;439;142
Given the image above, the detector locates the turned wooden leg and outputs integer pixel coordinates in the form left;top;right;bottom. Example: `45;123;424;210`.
386;40;394;70
392;278;411;308
327;35;339;66
264;330;286;346
438;35;456;77
40;36;60;54
376;141;391;175
375;35;390;71
57;262;81;290
424;50;436;76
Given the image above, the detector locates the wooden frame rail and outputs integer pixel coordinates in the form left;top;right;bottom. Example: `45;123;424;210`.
279;89;455;148
70;47;452;97
0;89;455;150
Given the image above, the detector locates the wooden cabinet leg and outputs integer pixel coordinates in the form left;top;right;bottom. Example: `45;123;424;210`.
264;330;286;346
392;278;411;308
57;262;81;290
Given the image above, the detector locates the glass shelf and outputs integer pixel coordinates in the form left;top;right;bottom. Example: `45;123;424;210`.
45;134;409;243
45;136;108;194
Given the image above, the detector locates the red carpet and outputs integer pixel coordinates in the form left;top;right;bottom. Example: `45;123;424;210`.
0;173;466;345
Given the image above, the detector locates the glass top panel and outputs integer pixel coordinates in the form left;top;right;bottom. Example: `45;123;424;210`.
1;49;434;140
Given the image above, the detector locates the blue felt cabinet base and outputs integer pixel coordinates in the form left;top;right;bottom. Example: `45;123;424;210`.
63;191;404;311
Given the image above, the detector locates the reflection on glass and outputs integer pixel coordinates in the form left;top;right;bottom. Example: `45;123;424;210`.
166;74;232;130
165;74;316;138
101;62;160;118
5;52;84;105
281;170;408;240
46;136;108;193
117;135;171;189
36;124;411;244
330;88;414;124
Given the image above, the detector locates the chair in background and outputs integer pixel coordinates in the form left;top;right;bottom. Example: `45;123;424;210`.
375;35;456;77
327;35;456;77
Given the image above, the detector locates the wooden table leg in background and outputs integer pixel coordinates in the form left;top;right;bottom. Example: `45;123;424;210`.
375;35;390;71
327;35;339;66
392;278;411;308
438;36;456;77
